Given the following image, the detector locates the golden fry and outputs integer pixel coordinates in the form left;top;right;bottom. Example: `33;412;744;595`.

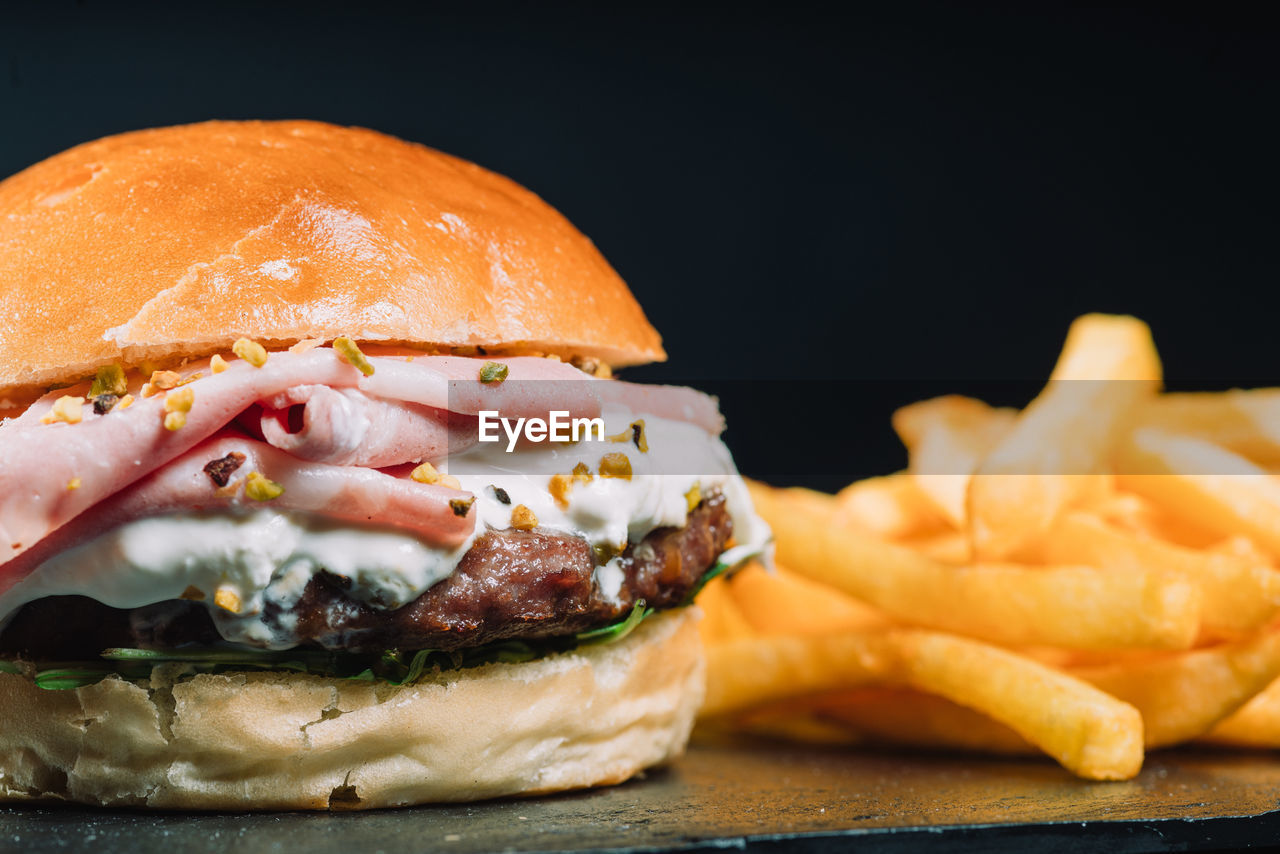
1075;627;1280;748
892;395;1015;530
968;314;1161;560
1035;511;1280;638
897;631;1144;781
1203;676;1280;748
728;563;892;637
1141;389;1280;468
749;481;1199;650
833;474;947;539
1117;429;1280;559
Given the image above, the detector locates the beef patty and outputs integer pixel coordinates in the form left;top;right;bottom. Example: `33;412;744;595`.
0;490;732;660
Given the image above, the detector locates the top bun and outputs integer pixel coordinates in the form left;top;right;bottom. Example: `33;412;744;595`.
0;120;664;393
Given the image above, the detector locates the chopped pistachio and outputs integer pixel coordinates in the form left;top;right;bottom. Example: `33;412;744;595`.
149;369;183;390
599;452;632;480
164;386;194;413
245;471;285;501
232;338;269;367
213;587;242;613
180;585;205;601
333;337;375;376
210;354;229;374
66;477;81;491
511;504;538;530
89;364;127;397
685;482;702;513
288;338;325;354
410;461;443;484
41;395;84;425
489;485;511;504
479;361;509;384
202;452;246;487
92;393;119;415
607;419;648;452
548;473;573;509
163;411;187;431
449;496;475;517
593;542;622;566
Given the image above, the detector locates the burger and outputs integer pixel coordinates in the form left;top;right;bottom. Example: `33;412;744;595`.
0;121;767;809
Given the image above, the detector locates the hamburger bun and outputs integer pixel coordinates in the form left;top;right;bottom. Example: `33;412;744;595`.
0;609;703;810
0;120;664;395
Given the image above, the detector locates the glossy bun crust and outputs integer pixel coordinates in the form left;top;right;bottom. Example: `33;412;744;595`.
0;120;664;393
0;610;703;810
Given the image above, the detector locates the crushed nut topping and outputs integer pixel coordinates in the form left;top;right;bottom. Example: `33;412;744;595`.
607;419;648;452
41;395;84;425
233;338;269;367
511;504;538;530
117;393;134;410
334;337;375;376
213;587;242;613
572;461;593;483
163;411;187;431
449;496;475;517
599;452;632;480
490;485;511;504
438;474;462;490
66;477;81;491
685;482;702;513
149;370;183;390
410;461;443;484
548;473;573;509
289;338;325;354
92;393;119;415
544;354;562;362
570;355;612;378
180;585;205;601
164;386;194;413
203;452;246;487
245;471;285;501
210;354;229;374
89;364;127;398
479;361;509;384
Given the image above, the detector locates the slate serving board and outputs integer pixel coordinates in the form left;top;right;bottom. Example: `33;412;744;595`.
3;736;1280;853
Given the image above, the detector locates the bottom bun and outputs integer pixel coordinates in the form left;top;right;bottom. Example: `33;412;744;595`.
0;608;704;810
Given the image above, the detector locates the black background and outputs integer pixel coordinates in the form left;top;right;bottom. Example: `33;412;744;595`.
2;1;1277;488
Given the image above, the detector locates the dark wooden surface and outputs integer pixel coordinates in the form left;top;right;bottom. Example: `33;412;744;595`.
3;736;1280;853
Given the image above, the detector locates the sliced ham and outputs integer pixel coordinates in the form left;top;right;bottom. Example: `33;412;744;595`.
257;385;478;467
0;435;476;598
0;347;723;584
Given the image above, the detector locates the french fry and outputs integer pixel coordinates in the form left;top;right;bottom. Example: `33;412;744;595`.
701;632;894;718
1117;429;1280;559
833;474;947;539
703;630;1143;780
1035;511;1280;638
1074;627;1280;748
968;314;1161;560
1141;389;1280;468
728;563;892;636
1203;676;1280;748
892;395;1015;530
695;574;755;646
749;481;1199;650
897;631;1143;780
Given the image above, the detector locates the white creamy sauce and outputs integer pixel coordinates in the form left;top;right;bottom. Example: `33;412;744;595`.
0;405;769;649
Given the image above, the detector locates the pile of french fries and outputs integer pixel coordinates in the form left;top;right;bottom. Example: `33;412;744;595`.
698;313;1280;780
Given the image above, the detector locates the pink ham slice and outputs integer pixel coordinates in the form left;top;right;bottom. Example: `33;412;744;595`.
0;348;723;584
257;385;478;467
0;435;476;598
